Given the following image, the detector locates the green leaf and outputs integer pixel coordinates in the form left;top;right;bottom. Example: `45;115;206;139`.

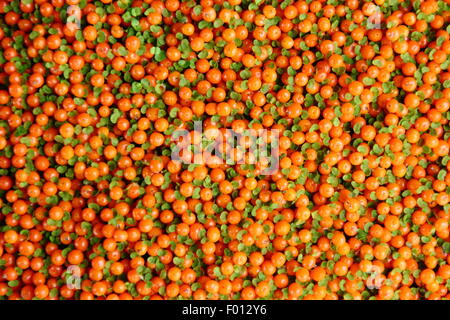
214;19;223;28
118;46;128;56
443;242;450;253
110;109;122;124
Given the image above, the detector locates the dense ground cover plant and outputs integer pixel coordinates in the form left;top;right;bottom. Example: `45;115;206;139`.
0;0;449;300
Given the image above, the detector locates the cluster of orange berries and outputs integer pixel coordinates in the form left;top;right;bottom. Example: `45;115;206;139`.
0;0;450;300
